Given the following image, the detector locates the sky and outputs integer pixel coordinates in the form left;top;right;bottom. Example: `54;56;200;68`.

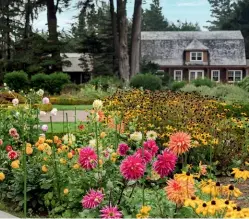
33;0;211;32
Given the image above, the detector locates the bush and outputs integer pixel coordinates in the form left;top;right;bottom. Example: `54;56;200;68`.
192;78;215;88
50;96;93;105
61;83;80;94
170;81;186;91
31;73;50;91
4;71;29;92
238;76;249;92
0;91;26;104
47;72;70;95
130;74;162;91
89;76;122;91
32;103;53;112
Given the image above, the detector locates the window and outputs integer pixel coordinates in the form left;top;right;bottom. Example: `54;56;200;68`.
174;70;183;81
227;70;243;82
189;70;204;81
190;52;203;61
211;70;220;82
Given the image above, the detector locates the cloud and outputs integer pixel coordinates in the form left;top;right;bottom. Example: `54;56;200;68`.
176;0;207;7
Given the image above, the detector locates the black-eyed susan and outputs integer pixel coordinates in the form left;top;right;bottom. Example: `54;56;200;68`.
232;168;249;181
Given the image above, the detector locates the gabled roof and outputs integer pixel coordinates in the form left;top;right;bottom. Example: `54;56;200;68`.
185;39;209;51
141;31;246;66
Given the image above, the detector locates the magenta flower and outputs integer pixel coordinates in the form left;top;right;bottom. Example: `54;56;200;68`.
82;189;104;209
143;140;159;157
78;147;97;170
153;149;177;178
8;150;18;160
100;205;122;219
117;143;129;156
120;155;146;180
134;148;152;164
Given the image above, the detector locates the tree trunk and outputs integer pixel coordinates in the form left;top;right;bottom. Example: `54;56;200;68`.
110;0;119;74
6;2;11;60
46;0;61;71
130;0;142;78
117;0;130;82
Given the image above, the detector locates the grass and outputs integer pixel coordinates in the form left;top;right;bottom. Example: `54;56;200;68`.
41;122;80;133
52;105;92;110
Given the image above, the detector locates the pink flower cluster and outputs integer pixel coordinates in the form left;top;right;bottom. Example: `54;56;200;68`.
9;128;19;140
78;147;97;170
82;189;104;209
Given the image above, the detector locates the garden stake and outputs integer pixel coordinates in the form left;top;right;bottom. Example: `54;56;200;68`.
63;109;65;133
74;107;77;132
23;140;27;218
50;116;61;203
94;120;100;179
66;113;69;134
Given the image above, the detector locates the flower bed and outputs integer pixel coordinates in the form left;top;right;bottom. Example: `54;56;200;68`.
0;96;249;218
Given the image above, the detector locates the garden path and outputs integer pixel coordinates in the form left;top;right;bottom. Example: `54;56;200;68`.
39;110;89;122
0;210;18;218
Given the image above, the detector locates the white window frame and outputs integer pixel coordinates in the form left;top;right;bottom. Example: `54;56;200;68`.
173;70;183;81
188;70;204;81
190;52;203;61
227;70;243;83
211;70;220;82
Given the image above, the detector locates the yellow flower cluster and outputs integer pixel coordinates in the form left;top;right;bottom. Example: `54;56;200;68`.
136;206;151;219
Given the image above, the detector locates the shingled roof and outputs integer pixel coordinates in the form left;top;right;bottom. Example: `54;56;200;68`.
141;31;246;66
185;39;209;51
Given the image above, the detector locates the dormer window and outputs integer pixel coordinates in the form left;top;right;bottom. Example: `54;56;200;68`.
190;52;203;61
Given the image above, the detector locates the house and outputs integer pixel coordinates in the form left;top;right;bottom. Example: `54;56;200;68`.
62;53;92;84
141;31;248;83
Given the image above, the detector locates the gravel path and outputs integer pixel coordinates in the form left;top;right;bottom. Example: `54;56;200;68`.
0;211;17;218
39;110;89;122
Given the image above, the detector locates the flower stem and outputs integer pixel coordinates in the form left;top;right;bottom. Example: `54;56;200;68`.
74;107;77;132
23;141;27;218
50;116;61;203
95;121;100;178
117;181;127;205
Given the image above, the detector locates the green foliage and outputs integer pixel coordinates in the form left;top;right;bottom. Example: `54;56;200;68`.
140;60;159;74
31;73;50;91
170;81;187;91
4;71;29;92
238;76;249;92
61;83;81;94
191;78;215;88
130;74;162;91
47;72;71;95
89;76;122;91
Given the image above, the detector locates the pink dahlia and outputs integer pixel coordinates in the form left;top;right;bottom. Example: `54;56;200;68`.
117;143;129;156
153;149;177;178
100;205;122;219
0;139;3;146
120;155;146;180
78;147;97;170
9;128;17;137
8;150;18;160
82;189;104;209
168;132;191;155
134;148;152;164
143;140;159;157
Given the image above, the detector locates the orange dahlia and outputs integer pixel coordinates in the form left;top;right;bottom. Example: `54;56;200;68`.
165;178;195;205
168;132;191;155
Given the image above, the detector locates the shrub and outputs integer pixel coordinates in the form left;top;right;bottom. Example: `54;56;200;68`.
180;84;198;93
238;76;249;92
0;91;26;104
61;83;80;94
47;72;70;95
89;76;122;91
4;71;29;92
32;103;53;112
192;78;215;88
170;81;186;91
31;73;50;91
50;96;92;105
130;73;162;91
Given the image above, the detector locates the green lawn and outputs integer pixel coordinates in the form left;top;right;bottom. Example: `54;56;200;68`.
52;105;92;110
41;122;80;133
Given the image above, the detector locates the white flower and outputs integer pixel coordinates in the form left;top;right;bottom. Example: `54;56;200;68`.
146;130;157;140
3;83;7;87
42;97;50;104
15;112;20;117
41;124;48;132
12;98;19;106
50;108;58;116
93;99;103;110
40;111;46;116
36;89;44;97
130;131;143;142
33;125;40;129
62;133;76;144
89;139;96;147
